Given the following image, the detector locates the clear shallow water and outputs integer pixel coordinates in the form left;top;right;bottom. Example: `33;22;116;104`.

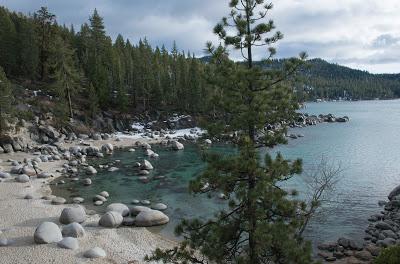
53;99;400;248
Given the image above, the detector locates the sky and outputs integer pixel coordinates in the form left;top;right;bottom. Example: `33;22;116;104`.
1;0;399;74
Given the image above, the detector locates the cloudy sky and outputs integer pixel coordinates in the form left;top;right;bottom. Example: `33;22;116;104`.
1;0;400;73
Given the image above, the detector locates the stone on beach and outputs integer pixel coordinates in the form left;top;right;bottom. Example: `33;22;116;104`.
135;209;169;227
0;171;11;179
99;211;123;228
130;205;151;216
101;143;114;154
106;203;130;216
93;195;107;202
57;237;79;250
59;205;86;224
34;222;62;244
16;174;30;183
37;172;51;179
84;247;107;258
51;197;66;205
62;222;86;238
72;197;84;204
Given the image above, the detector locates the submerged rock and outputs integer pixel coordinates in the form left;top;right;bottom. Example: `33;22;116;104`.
140;160;153;170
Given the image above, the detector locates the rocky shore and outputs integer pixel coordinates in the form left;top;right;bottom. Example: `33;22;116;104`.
316;185;400;263
0;119;201;263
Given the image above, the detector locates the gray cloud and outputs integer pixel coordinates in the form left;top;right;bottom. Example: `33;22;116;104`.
0;0;399;73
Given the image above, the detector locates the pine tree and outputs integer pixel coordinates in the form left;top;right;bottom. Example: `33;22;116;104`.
0;66;12;134
34;7;56;80
146;1;311;264
49;35;80;119
0;7;17;75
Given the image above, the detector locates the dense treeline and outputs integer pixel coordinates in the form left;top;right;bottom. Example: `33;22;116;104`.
297;59;400;100
0;6;209;122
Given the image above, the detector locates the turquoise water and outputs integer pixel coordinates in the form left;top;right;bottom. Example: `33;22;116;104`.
53;99;400;248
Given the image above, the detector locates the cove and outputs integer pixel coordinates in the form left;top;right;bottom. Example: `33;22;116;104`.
53;99;400;249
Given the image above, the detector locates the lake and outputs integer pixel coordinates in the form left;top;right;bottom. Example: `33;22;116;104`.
53;99;400;249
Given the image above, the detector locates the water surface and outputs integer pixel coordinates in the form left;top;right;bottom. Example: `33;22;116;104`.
54;99;400;248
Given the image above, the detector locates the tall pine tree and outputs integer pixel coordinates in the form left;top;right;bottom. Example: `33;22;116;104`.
147;1;312;263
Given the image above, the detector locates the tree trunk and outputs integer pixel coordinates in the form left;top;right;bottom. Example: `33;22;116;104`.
66;83;73;119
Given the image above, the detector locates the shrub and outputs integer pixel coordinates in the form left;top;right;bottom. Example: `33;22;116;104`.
375;245;400;264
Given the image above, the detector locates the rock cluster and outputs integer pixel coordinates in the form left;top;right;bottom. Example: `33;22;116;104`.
317;184;400;263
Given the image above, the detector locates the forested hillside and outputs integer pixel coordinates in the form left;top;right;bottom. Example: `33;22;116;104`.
0;6;210;125
1;5;400;131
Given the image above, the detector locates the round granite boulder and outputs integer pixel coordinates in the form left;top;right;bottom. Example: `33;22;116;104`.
106;203;130;217
61;222;86;238
99;211;123;228
59;206;86;224
34;222;62;244
135;209;169;227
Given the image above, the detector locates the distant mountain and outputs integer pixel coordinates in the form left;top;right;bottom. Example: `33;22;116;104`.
201;56;400;100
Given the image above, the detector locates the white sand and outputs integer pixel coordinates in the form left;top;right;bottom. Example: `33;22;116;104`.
0;137;176;264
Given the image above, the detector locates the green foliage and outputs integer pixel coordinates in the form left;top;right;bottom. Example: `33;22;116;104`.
0;66;13;134
375;246;400;264
147;1;313;263
49;34;80;119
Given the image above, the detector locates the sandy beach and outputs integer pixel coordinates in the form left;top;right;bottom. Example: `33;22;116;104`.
0;135;176;264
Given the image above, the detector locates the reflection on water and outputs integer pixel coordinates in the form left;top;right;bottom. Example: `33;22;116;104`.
53;99;400;248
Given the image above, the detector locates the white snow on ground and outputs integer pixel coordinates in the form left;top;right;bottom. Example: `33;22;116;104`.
115;127;205;140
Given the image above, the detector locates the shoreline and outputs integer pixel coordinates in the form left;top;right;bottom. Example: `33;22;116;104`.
0;135;177;264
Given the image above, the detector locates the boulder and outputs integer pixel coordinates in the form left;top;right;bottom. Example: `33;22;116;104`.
93;195;107;202
101;143;114;154
72;197;84;204
22;166;36;176
108;167;119;172
139;170;149;175
151;203;168;211
377;237;396;247
130;206;151;216
34;222;62;244
84;247;106;258
94;201;104;206
86;166;97;175
0;171;11;179
57;237;79;250
10;165;22;174
135;209;169;227
354;250;372;261
204;139;212;144
16;174;30;183
140;160;153;170
59;206;86;224
99;211;123;228
61;223;86;238
2;144;13;153
171;141;184;150
141;200;151;205
83;178;92;186
388;185;400;200
37;172;51;179
141;142;151;149
99;191;109;198
51;197;66;205
106;203;130;217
